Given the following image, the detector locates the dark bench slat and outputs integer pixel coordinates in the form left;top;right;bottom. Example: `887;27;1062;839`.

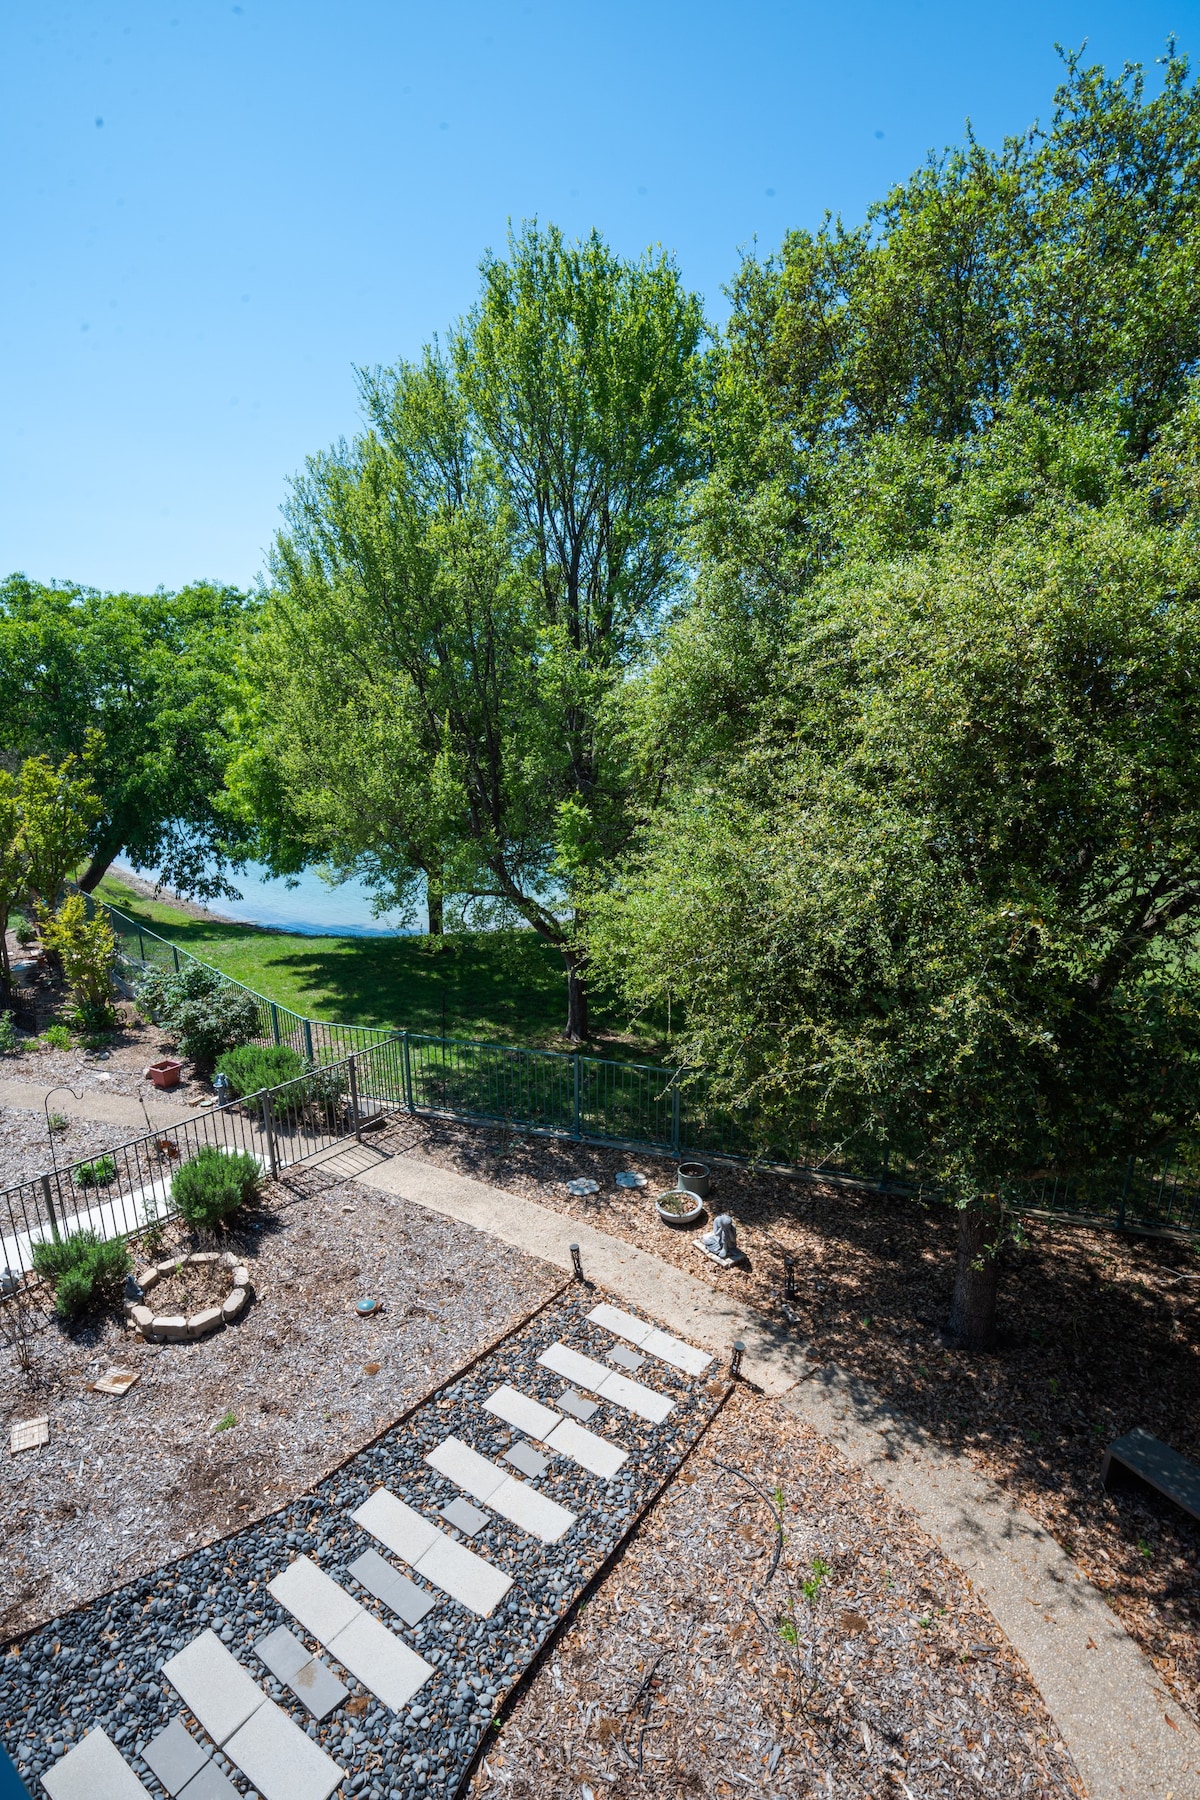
1101;1427;1200;1523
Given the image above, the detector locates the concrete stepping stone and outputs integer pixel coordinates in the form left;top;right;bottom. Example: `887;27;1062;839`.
255;1625;349;1721
162;1632;343;1800
177;1764;240;1800
353;1488;513;1616
537;1342;675;1423
268;1556;434;1713
141;1718;208;1793
441;1496;489;1536
606;1345;645;1371
42;1728;152;1800
504;1441;549;1479
484;1383;629;1480
558;1387;599;1421
426;1436;577;1543
587;1302;714;1376
348;1549;437;1627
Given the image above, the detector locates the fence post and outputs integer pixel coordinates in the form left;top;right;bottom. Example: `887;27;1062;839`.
402;1031;414;1113
172;945;180;973
137;925;146;962
259;1095;277;1180
40;1172;60;1242
348;1055;361;1141
1117;1154;1133;1230
573;1055;581;1139
270;1004;281;1047
303;1019;314;1062
671;1076;681;1157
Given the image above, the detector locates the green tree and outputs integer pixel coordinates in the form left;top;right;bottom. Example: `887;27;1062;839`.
0;577;256;898
0;772;28;1002
18;752;100;913
591;407;1200;1348
253;223;706;1037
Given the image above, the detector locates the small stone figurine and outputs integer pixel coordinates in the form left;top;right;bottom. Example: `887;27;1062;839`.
699;1213;744;1264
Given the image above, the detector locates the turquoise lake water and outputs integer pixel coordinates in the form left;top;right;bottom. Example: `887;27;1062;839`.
113;861;413;937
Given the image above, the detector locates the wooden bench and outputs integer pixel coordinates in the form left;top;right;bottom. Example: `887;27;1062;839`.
1101;1427;1200;1523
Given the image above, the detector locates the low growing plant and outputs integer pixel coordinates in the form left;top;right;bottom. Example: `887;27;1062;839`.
138;963;259;1073
74;1155;117;1189
46;1111;68;1132
41;1024;72;1050
0;1012;18;1056
171;1146;261;1230
14;918;38;950
31;1229;131;1321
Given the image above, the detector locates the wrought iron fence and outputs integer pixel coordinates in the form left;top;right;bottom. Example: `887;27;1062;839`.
46;897;1200;1243
0;1036;405;1284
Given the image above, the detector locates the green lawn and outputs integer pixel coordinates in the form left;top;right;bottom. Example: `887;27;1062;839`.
94;873;665;1062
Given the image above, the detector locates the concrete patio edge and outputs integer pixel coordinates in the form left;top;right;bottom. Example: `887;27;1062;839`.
345;1147;1200;1800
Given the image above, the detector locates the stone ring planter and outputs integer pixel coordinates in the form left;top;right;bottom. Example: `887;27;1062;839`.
655;1190;706;1229
125;1250;251;1342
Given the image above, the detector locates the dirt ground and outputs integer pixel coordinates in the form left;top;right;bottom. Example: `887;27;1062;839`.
469;1388;1084;1800
371;1113;1200;1731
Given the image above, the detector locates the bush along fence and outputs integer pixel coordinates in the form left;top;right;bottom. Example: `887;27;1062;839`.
27;895;1195;1246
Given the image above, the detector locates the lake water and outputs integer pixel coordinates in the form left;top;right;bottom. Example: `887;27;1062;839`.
113;860;415;937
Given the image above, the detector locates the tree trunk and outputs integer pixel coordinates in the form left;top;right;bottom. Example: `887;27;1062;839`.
564;953;589;1043
77;847;118;894
426;878;444;936
946;1206;1000;1350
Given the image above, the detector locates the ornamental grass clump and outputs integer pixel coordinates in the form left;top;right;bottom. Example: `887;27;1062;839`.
171;1147;260;1231
31;1229;131;1321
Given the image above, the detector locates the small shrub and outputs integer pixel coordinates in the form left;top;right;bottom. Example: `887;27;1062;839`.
47;1111;68;1133
216;1044;305;1110
171;1147;260;1230
74;1155;117;1189
41;1024;72;1050
138;963;259;1072
0;1012;18;1056
31;1229;131;1321
14;918;38;949
306;1059;349;1127
42;894;118;1032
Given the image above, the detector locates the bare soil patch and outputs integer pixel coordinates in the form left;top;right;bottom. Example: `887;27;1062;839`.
141;1258;233;1316
374;1114;1200;1728
471;1387;1084;1800
0;1162;559;1640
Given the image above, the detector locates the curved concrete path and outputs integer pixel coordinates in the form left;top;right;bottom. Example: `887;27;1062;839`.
339;1145;1199;1800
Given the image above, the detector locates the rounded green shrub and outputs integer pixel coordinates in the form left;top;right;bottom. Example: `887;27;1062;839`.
137;964;259;1072
216;1043;304;1098
171;1147;261;1230
31;1229;131;1321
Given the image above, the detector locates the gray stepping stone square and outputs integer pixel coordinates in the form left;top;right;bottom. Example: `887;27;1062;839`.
143;1719;210;1796
441;1496;489;1537
178;1764;241;1800
558;1388;599;1421
255;1625;312;1684
287;1655;350;1722
607;1344;645;1371
388;1573;437;1628
504;1441;549;1479
348;1547;402;1607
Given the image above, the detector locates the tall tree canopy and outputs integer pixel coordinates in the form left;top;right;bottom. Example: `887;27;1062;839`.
0;576;255;898
248;223;706;1036
589;48;1200;1346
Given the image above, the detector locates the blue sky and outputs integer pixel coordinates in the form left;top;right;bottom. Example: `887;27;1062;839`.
3;0;1194;595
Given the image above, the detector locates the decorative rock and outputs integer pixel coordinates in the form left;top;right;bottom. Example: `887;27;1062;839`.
187;1308;224;1338
221;1288;248;1322
231;1266;250;1288
154;1316;190;1342
136;1268;160;1291
129;1304;155;1332
220;1251;238;1269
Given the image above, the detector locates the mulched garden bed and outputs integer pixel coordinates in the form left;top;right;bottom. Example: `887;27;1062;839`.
0;1162;558;1641
469;1387;1083;1800
372;1114;1200;1730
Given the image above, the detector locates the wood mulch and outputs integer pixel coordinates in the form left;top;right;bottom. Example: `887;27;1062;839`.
469;1387;1084;1800
0;1162;558;1641
373;1113;1200;1730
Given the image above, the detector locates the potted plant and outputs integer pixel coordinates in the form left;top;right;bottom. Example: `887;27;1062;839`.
655;1188;705;1228
676;1161;711;1198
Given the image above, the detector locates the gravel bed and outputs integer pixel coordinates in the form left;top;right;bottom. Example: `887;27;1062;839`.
470;1387;1085;1800
0;1289;723;1800
373;1113;1200;1728
0;1163;559;1640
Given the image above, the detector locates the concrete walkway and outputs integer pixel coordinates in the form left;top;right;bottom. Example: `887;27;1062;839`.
0;1074;196;1132
343;1146;1200;1800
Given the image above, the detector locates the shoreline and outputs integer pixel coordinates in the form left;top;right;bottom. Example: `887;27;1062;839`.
104;865;245;927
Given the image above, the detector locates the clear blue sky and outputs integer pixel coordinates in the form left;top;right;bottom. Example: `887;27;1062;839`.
3;0;1194;595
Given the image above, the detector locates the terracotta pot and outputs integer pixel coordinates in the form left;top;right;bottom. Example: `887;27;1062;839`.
147;1058;184;1090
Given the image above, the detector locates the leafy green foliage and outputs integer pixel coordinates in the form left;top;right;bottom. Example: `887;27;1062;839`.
171;1146;260;1230
74;1156;116;1189
215;1043;305;1097
40;1025;71;1051
0;752;99;998
31;1229;131;1321
42;893;118;1032
138;961;258;1072
0;1012;17;1056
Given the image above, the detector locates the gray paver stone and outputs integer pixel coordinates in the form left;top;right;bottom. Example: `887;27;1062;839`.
288;1657;350;1721
388;1573;437;1628
41;1728;152;1800
224;1699;343;1800
254;1626;312;1685
163;1631;267;1745
440;1497;489;1537
503;1441;549;1479
348;1547;402;1606
141;1718;210;1795
557;1388;599;1421
176;1763;242;1800
606;1344;646;1371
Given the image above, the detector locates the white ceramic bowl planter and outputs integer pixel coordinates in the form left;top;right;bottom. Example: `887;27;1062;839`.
655;1189;706;1228
125;1251;251;1342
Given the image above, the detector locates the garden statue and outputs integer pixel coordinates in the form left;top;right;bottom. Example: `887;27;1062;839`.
213;1071;232;1108
699;1213;742;1263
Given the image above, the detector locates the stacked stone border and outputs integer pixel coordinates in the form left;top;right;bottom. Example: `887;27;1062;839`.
126;1250;251;1342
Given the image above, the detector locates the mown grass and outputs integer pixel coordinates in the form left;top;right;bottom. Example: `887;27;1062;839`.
94;873;666;1061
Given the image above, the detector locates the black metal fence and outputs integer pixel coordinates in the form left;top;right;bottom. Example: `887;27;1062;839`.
38;897;1198;1244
